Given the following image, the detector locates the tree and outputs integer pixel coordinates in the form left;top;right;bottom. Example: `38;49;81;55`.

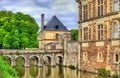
0;11;39;49
70;29;78;41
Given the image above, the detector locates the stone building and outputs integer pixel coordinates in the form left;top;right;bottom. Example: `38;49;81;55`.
39;14;79;67
39;14;69;50
76;0;120;74
65;41;79;67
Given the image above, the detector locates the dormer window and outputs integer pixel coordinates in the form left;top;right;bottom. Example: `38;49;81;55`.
43;26;47;29
55;25;59;29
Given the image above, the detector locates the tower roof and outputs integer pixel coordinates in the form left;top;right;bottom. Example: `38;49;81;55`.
43;16;68;31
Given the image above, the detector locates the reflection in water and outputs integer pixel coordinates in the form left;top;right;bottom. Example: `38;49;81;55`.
16;66;102;78
58;67;64;78
45;67;51;77
80;72;97;78
15;67;25;77
29;66;38;77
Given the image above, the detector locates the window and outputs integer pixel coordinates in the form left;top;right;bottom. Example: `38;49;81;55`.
56;33;59;40
98;52;103;62
114;0;119;12
98;0;104;16
114;22;119;38
55;25;59;29
50;44;56;50
115;54;119;62
98;24;104;40
83;5;88;20
83;27;88;40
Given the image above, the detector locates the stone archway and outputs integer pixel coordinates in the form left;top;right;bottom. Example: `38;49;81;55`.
114;48;120;63
15;56;25;77
29;56;39;77
55;54;63;65
29;56;39;66
43;55;52;66
46;56;51;65
58;56;63;65
16;56;25;67
3;55;11;65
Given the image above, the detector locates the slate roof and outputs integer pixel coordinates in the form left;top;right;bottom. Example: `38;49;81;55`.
43;16;68;31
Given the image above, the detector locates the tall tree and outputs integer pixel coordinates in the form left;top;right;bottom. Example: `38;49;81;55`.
70;29;78;41
0;11;39;49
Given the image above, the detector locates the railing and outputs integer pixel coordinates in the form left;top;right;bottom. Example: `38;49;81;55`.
0;49;63;55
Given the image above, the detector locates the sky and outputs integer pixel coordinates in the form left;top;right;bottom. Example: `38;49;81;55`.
0;0;78;30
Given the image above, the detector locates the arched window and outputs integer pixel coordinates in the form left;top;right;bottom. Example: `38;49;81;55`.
115;54;119;62
114;22;119;38
114;0;119;12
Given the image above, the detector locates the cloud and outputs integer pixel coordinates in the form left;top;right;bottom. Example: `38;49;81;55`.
0;0;78;30
33;0;54;8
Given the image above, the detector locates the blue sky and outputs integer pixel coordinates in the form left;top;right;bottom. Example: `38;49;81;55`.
0;0;78;30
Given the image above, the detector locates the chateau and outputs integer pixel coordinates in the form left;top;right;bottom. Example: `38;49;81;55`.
39;14;79;67
39;14;69;50
76;0;120;74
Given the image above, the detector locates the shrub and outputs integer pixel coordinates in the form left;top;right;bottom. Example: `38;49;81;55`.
16;51;20;55
0;56;18;78
69;65;76;70
112;72;119;78
98;68;110;77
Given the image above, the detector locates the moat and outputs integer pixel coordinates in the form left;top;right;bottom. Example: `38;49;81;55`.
15;66;109;78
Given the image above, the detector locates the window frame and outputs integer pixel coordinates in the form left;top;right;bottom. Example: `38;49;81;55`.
97;0;104;16
98;52;103;62
113;22;119;38
83;27;88;41
114;0;119;12
114;53;119;63
97;24;104;40
83;5;88;20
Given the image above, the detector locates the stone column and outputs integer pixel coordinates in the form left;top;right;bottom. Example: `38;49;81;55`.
78;23;82;70
78;42;81;69
37;67;41;78
51;67;55;78
51;53;56;66
40;56;44;67
63;39;67;66
11;55;16;67
24;55;29;67
106;45;110;70
77;71;81;78
24;68;30;78
38;57;41;67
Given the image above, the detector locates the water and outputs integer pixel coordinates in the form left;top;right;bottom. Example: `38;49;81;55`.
15;66;99;78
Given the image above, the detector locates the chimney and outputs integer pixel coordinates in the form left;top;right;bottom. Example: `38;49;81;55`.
41;13;44;31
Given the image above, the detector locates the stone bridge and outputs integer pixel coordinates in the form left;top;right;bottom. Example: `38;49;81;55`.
0;49;64;67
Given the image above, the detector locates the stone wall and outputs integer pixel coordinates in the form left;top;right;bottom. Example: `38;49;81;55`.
65;41;79;67
76;0;120;74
